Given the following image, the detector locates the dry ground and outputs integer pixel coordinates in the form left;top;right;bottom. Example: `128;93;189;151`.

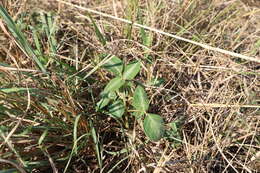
0;0;259;172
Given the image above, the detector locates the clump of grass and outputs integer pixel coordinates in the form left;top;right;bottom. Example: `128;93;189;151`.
0;0;259;172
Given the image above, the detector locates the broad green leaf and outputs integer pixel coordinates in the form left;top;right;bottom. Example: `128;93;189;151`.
122;60;141;80
132;85;149;113
143;114;165;141
103;77;125;93
107;99;125;119
96;92;116;110
103;56;123;76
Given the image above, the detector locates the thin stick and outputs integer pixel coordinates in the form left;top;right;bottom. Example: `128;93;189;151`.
57;0;260;63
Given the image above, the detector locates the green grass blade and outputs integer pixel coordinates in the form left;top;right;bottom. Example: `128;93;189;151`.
38;129;49;146
31;26;43;55
106;156;129;173
63;133;89;173
88;13;106;46
73;115;81;155
41;12;58;55
89;120;103;169
0;88;38;93
0;168;19;173
0;6;47;73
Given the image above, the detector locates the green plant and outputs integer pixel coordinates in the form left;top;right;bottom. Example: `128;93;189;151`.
0;6;46;73
96;55;165;141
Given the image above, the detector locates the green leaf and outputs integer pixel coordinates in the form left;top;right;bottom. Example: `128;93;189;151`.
103;56;123;76
103;77;125;93
38;129;48;145
132;85;149;113
169;121;179;135
96;92;116;110
143;114;165;141
122;60;141;80
96;97;110;110
140;27;153;48
107;99;125;119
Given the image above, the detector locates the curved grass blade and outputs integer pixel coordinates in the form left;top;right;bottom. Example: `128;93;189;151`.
40;12;58;55
0;6;46;73
87;13;106;46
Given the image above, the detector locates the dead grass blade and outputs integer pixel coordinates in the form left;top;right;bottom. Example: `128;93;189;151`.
57;0;260;63
190;103;260;108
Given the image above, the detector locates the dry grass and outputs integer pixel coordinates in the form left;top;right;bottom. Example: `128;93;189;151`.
0;0;259;172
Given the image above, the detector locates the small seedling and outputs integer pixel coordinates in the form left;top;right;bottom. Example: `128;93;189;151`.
96;55;165;141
